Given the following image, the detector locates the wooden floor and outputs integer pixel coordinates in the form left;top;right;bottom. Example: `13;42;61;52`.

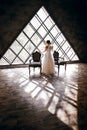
0;63;87;130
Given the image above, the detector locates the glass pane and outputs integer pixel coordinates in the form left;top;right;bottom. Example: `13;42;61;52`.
57;34;64;44
38;41;45;51
4;49;16;63
30;16;40;29
10;41;22;54
0;58;9;65
62;42;70;51
63;55;69;61
37;7;48;21
25;57;30;64
72;55;79;60
13;57;23;64
38;26;47;37
58;49;63;57
44;35;52;42
17;32;28;46
25;41;35;54
51;25;60;37
53;43;58;50
67;48;74;58
31;33;41;45
18;49;29;62
24;24;34;38
44;17;54;30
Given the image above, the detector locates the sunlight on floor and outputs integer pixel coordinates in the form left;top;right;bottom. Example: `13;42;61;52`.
56;84;78;130
24;82;37;93
21;65;78;130
28;64;78;130
1;64;78;130
48;95;59;114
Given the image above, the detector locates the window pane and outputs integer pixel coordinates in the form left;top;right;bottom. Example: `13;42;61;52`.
38;26;47;37
57;34;64;44
0;58;9;65
24;24;34;38
37;7;48;21
62;42;70;51
25;41;35;54
10;41;22;54
19;49;29;62
38;41;45;51
58;50;63;58
67;48;74;58
51;25;60;37
53;43;58;50
13;57;23;64
17;32;28;46
4;49;16;63
44;17;54;30
30;16;40;29
31;33;41;45
72;55;79;60
44;35;52;42
25;57;30;64
63;55;69;61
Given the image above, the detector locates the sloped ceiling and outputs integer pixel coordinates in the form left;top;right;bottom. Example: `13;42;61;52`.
0;0;87;62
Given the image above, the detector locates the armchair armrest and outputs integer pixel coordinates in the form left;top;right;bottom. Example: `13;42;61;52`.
29;58;33;63
59;57;64;62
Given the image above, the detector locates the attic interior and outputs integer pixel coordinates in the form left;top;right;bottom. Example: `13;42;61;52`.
0;0;87;130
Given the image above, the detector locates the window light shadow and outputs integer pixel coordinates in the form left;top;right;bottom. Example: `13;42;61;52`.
21;70;78;130
0;64;78;130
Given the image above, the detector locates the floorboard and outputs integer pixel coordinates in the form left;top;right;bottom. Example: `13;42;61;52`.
0;63;87;130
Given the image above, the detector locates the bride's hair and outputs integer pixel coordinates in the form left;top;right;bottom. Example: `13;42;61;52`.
46;40;51;45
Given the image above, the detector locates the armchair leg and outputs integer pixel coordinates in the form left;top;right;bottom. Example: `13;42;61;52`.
40;65;41;74
33;67;35;72
65;63;67;70
29;67;30;75
58;65;60;74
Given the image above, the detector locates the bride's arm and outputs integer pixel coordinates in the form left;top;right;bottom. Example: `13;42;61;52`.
42;45;48;53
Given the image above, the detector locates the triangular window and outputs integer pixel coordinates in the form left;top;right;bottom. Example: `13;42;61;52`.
0;6;79;65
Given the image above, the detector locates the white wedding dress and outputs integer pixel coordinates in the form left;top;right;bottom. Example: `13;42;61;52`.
41;45;55;75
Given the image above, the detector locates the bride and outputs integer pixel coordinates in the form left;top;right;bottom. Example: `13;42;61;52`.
41;40;55;75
